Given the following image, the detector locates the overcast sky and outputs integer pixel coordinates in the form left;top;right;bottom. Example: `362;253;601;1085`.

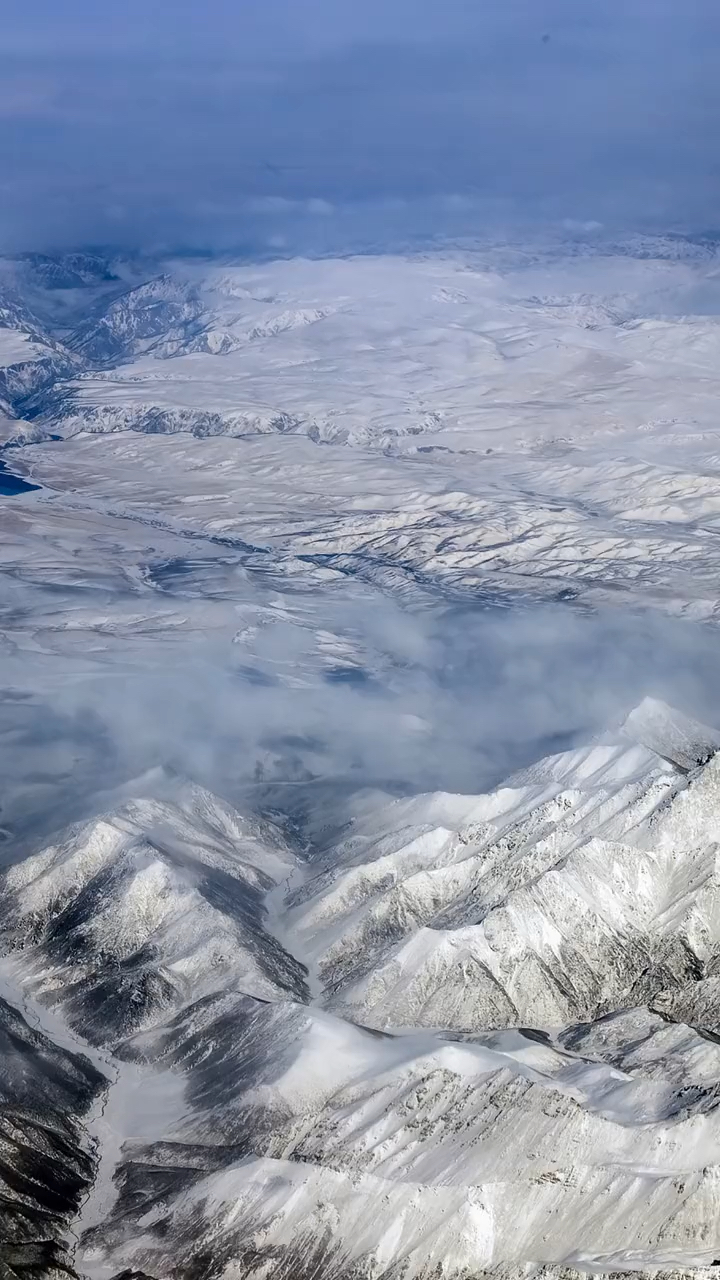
1;0;719;249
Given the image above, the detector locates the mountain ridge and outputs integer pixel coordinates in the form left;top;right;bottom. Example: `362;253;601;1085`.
3;703;720;1276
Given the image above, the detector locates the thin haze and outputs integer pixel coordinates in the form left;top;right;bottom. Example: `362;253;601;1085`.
1;0;719;248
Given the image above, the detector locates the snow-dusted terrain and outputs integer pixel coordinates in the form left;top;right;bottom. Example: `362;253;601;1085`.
5;702;720;1278
5;234;720;1277
8;238;720;620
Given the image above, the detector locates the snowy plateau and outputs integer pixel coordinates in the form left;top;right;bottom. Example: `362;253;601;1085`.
5;234;720;1280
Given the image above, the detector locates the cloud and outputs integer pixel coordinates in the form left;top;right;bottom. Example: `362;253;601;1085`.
245;197;335;217
4;570;720;854
0;1;719;249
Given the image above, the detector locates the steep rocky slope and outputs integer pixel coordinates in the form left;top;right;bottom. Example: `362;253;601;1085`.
3;706;720;1277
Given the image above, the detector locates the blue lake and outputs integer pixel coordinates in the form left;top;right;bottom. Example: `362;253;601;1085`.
0;459;40;496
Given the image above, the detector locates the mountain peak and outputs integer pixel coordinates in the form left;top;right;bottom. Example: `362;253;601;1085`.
622;696;720;771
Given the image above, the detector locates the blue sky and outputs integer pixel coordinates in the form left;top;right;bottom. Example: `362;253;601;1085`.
1;0;718;248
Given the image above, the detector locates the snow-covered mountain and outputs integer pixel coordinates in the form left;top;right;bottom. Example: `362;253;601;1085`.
14;238;720;452
0;781;307;1046
304;700;720;1033
0;994;104;1278
0;281;81;427
5;237;720;615
66;275;207;365
3;703;720;1277
6;236;720;1278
